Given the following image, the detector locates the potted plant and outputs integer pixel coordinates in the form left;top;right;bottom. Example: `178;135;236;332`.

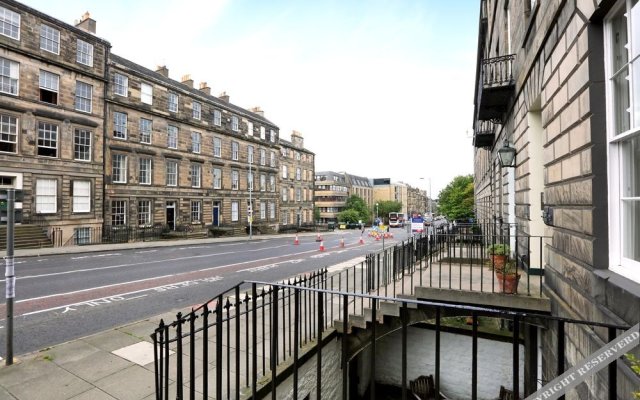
494;259;521;294
487;243;510;269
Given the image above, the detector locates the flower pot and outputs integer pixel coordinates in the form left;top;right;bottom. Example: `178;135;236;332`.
491;254;508;270
495;271;521;294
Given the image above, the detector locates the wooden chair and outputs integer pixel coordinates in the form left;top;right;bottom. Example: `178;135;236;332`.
410;375;436;400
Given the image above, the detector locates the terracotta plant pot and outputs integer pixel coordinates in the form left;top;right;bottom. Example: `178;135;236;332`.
491;254;508;270
495;271;521;294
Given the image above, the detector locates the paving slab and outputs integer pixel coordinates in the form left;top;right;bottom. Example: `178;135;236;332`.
93;365;155;400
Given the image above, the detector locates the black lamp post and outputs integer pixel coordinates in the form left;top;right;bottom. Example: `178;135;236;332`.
497;139;516;168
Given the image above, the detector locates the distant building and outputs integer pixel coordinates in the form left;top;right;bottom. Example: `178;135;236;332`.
279;131;314;229
314;171;348;224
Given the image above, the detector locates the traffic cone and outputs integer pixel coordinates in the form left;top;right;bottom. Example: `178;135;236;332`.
319;240;325;251
315;233;322;242
359;235;364;245
340;238;345;248
294;234;299;245
375;235;380;241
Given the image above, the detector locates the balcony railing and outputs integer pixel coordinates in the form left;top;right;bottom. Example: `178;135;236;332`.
473;120;497;148
477;54;516;121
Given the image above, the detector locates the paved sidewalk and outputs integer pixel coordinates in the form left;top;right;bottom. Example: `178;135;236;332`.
0;231;331;400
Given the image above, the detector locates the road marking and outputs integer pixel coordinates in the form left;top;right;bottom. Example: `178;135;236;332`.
135;250;157;254
71;253;122;260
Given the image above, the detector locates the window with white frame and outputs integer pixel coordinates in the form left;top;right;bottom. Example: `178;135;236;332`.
282;187;288;201
213;168;221;189
37;121;57;157
213;137;221;157
166;160;177;186
248;145;254;164
72;180;90;213
260;148;266;166
112;154;127;183
74;129;91;161
260;202;266;219
270;151;275;167
191;200;202;222
168;92;178;112
296;188;302;202
282;165;288;179
39;70;58;104
113;112;127;139
0;57;18;95
260;126;265;140
260;174;266;191
231;141;239;160
0;114;17;153
40;24;59;54
167;125;178;149
111;200;126;225
139;118;152;144
270;129;276;142
76;39;93;66
113;73;128;97
74;227;91;245
296;167;301;180
191;131;201;153
606;0;640;282
213;109;222;126
281;210;288;225
141;83;153;104
247;171;253;191
231;201;239;221
269;175;275;192
36;178;56;213
138;200;151;226
269;202;275;219
191;164;201;188
75;81;92;113
295;151;301;161
231;116;239;132
232;170;239;190
0;6;20;40
192;101;201;120
139;157;152;185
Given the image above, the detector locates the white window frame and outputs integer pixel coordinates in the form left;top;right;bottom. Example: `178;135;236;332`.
270;151;275;167
191;164;201;188
39;70;59;104
296;167;301;180
231;201;239;221
76;39;94;67
166;160;178;186
74;227;91;245
282;187;288;202
191;200;202;223
213;168;221;189
270;129;276;142
111;200;127;225
141;82;153;105
260;126;265;140
139;157;152;185
213;137;222;157
75;81;92;113
260;202;266;219
113;112;127;139
605;0;640;283
0;114;17;153
192;101;201;120
72;180;91;213
269;175;275;192
269;202;275;219
213;109;222;126
0;6;20;40
139;118;152;144
248;171;254;191
114;73;128;97
191;131;201;153
260;174;266;192
40;24;59;54
260;148;266;166
112;154;127;183
37;121;57;157
282;165;288;179
231;116;239;132
0;57;18;95
74;129;91;161
248;145;254;164
138;200;151;226
36;178;57;213
231;170;239;190
168;92;178;112
231;141;239;160
167;125;178;149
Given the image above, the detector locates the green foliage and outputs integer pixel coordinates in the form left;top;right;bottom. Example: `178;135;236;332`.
342;195;370;222
438;175;474;221
627;354;640;399
337;209;361;223
313;206;320;222
487;243;510;255
375;200;403;219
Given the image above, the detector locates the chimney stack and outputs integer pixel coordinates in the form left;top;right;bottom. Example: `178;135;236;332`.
291;130;304;147
155;65;169;78
181;74;193;88
199;82;211;95
250;106;264;117
75;12;96;34
219;91;229;102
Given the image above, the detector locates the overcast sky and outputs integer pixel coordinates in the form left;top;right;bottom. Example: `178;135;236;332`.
21;0;479;197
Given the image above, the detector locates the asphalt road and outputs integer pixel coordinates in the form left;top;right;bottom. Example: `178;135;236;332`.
0;228;412;357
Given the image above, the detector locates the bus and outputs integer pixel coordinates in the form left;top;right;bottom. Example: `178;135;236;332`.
388;212;405;228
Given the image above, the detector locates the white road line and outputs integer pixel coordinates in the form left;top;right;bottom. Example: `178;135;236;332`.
71;253;122;260
135;250;158;254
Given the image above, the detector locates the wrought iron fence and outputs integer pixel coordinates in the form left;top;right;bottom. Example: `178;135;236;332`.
482;54;515;87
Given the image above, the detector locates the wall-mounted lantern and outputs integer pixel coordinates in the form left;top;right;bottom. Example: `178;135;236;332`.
497;139;516;168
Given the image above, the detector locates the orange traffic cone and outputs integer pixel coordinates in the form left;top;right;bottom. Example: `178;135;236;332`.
375;235;380;241
294;234;299;245
319;240;325;251
340;238;345;248
359;235;364;245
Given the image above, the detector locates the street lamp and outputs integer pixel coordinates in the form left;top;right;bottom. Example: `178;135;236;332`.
497;139;516;168
376;203;379;220
248;154;253;240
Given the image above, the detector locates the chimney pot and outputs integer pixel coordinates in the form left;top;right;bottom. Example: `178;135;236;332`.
75;11;96;34
155;65;169;78
181;74;193;88
219;91;230;102
250;106;264;117
199;82;211;95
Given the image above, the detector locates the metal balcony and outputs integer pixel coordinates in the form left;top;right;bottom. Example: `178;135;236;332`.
473;120;497;148
477;54;515;121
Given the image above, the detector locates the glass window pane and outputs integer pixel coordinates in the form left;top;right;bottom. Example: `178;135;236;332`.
622;199;640;262
622;135;640;197
613;66;631;134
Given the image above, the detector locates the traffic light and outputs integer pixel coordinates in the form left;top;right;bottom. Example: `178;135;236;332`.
0;189;24;224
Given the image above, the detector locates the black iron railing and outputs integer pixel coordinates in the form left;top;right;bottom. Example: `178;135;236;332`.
482;54;515;88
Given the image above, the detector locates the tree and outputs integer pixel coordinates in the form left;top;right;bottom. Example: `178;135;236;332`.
375;201;402;220
337;209;361;223
340;195;370;222
438;175;474;221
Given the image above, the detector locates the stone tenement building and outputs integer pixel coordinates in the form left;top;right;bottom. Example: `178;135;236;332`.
472;0;639;397
0;0;315;243
279;130;315;228
0;1;110;244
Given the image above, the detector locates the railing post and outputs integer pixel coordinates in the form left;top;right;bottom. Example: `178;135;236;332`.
293;288;300;400
216;297;223;399
316;291;323;399
608;327;617;400
271;285;279;400
369;298;377;400
557;320;565;400
342;294;349;400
